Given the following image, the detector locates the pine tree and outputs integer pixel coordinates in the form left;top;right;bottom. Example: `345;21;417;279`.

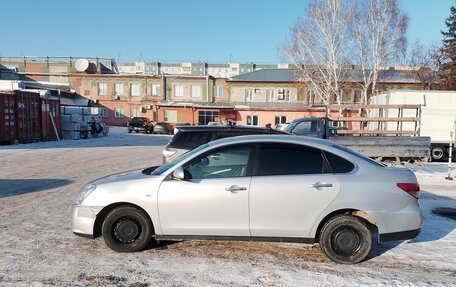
439;5;456;89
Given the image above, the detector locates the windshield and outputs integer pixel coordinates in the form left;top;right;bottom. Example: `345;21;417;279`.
285;119;320;135
150;144;209;175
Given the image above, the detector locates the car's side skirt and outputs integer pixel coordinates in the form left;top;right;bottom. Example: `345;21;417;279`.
155;235;315;244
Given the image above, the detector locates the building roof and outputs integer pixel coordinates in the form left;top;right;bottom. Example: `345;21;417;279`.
228;68;421;84
229;69;296;82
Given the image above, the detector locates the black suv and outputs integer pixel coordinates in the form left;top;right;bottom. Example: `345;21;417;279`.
162;125;289;163
127;117;154;134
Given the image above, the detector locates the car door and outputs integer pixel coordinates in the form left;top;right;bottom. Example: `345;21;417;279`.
158;144;253;236
249;142;341;238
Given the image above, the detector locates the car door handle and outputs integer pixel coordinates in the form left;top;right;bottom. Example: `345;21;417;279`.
225;185;247;193
310;182;333;189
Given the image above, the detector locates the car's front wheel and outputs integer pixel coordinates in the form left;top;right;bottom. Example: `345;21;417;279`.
102;206;153;252
319;214;371;264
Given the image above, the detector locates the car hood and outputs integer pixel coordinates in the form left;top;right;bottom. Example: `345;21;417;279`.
90;166;160;186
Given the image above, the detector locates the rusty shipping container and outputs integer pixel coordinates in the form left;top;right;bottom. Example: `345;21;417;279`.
41;98;61;141
0;92;17;144
15;91;41;143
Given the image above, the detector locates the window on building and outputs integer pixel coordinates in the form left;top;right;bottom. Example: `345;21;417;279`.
98;83;107;96
174;85;184;97
130;83;140;97
183;67;191;72
241;68;244;73
100;108;108;118
114;108;124;118
285;90;291;102
198;110;219;125
190;85;201;98
274;116;287;125
231;68;238;72
164;110;178;122
353;90;362;103
307;89;315;105
114;83;123;96
266;89;274;102
214;86;223;98
246;115;258;126
152;84;160;97
244;89;253;102
131;108;140;118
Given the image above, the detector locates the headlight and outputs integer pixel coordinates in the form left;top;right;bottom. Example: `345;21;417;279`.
74;184;97;205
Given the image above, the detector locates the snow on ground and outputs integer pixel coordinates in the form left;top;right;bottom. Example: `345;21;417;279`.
0;128;455;286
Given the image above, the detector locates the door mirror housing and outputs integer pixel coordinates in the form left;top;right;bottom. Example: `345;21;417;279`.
172;166;185;180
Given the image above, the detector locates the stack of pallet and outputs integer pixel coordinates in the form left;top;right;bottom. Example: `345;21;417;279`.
60;107;100;140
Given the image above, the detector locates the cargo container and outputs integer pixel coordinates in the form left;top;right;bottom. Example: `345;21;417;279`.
0;92;17;144
15;91;42;143
40;97;61;141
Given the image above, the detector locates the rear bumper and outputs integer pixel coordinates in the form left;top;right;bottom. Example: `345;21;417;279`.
379;228;421;242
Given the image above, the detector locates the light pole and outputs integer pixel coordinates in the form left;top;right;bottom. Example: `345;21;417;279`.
445;120;456;181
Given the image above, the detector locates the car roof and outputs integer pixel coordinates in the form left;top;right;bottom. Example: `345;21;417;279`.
176;125;289;133
207;134;334;149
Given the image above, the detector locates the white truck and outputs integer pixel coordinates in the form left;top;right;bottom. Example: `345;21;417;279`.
369;90;456;161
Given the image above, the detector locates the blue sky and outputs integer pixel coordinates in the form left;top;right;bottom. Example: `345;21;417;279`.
0;0;454;63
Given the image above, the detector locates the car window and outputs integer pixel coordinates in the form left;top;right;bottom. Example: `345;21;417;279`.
183;144;252;179
331;144;385;167
323;151;355;173
292;121;320;135
257;143;330;176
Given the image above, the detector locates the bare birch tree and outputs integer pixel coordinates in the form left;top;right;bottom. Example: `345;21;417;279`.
283;0;352;107
349;0;408;104
407;40;443;89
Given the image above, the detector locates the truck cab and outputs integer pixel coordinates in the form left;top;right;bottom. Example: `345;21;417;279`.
284;117;329;139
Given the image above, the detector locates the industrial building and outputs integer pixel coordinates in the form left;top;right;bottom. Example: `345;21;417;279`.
0;56;422;129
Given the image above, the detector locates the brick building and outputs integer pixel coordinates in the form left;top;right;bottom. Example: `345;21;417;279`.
0;57;422;127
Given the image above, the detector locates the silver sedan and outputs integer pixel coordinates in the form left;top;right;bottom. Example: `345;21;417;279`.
72;135;423;264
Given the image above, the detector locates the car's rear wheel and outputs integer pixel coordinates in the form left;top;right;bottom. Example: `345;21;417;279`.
128;129;132;133
102;206;153;252
319;214;371;264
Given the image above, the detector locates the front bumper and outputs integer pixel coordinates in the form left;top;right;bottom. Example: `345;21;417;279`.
71;205;103;238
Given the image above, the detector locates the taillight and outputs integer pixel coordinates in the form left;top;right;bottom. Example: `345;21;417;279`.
396;183;420;199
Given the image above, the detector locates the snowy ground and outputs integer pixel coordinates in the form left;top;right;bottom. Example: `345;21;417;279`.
0;127;455;286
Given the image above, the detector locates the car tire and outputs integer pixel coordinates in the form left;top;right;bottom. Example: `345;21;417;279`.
319;214;371;264
128;130;132;134
102;206;153;253
431;146;446;162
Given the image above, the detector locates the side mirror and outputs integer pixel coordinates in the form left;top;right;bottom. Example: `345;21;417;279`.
172;166;185;180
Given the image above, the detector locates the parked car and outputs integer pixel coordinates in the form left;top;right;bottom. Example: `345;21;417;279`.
173;122;192;135
162;124;288;163
274;123;289;131
72;135;422;264
153;122;173;134
127;117;154;134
